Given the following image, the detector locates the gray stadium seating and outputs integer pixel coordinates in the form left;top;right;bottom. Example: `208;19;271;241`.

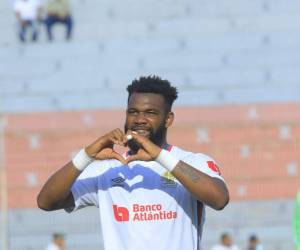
0;0;300;113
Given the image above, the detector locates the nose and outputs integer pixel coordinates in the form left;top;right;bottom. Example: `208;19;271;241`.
134;112;147;124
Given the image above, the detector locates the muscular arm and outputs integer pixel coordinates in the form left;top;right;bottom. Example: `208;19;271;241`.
172;161;229;210
37;129;128;211
126;131;229;211
37;161;80;211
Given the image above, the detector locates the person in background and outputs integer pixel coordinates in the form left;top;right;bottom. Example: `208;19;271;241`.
13;0;42;42
247;234;264;250
211;232;240;250
44;0;73;41
45;233;67;250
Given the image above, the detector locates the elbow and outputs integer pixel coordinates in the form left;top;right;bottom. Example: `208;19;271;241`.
214;197;229;210
214;191;230;211
36;193;53;211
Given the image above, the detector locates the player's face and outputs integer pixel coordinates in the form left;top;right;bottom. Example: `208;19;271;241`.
125;92;171;150
223;236;232;246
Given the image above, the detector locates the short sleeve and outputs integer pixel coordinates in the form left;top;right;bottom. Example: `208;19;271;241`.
65;167;99;213
181;153;224;181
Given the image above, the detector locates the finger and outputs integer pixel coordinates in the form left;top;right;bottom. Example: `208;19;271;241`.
128;130;161;158
125;153;152;164
126;134;133;141
86;135;113;157
110;151;127;165
111;137;124;146
125;130;136;142
115;128;128;144
112;129;126;146
109;136;124;146
128;130;148;145
125;155;140;164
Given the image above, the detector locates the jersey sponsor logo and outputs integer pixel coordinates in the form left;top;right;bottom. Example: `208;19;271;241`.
207;161;221;175
113;205;130;222
112;203;177;222
160;171;177;188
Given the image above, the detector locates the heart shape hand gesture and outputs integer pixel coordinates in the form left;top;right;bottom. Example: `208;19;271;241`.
124;131;161;164
85;129;162;165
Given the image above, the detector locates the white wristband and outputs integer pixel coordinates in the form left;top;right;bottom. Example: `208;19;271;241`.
155;149;180;172
72;148;94;171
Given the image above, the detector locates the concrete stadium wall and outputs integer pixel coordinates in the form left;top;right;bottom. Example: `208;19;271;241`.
2;103;299;250
5;104;300;209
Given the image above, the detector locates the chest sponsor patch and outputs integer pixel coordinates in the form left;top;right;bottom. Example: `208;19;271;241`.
113;203;177;222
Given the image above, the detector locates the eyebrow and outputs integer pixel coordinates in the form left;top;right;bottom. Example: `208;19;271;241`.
127;108;160;112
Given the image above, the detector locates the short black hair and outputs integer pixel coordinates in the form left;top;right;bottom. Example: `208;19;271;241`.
53;233;64;240
221;232;230;241
127;75;178;111
249;235;258;241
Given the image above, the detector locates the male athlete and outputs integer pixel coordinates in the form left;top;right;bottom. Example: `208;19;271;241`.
37;76;229;250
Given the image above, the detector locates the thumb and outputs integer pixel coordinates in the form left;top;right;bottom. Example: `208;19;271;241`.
110;151;127;165
125;155;140;164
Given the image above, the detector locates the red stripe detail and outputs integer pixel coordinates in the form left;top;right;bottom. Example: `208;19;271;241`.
166;145;173;152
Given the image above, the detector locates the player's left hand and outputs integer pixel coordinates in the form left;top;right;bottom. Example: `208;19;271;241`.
125;131;161;164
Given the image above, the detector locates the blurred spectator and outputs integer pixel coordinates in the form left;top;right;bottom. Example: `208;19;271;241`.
45;233;67;250
211;232;240;250
13;0;42;42
44;0;73;41
247;235;264;250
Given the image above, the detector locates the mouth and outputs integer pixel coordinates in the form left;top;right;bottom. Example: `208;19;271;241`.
132;128;150;137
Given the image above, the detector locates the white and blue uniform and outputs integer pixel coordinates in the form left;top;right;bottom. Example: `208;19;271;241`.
68;145;224;250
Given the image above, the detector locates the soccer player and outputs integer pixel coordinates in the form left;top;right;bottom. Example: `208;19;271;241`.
37;76;229;250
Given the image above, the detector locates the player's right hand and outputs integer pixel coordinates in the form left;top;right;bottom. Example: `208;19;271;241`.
85;129;127;164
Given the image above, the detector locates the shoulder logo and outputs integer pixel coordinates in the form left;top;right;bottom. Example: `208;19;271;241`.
207;161;221;175
160;171;177;188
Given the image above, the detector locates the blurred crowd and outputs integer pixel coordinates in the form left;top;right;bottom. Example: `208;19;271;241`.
45;233;66;250
211;233;264;250
44;231;265;250
13;0;73;42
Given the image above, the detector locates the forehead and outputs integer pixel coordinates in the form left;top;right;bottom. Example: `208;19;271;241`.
127;93;165;110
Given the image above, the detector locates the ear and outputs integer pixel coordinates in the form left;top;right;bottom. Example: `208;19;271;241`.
165;112;174;128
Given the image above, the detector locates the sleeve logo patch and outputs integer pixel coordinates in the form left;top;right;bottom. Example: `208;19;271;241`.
207;161;221;175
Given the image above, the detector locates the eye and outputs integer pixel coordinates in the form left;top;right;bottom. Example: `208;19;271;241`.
127;109;138;115
145;110;158;117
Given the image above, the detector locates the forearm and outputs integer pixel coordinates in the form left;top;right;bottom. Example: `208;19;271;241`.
172;161;229;210
37;161;81;210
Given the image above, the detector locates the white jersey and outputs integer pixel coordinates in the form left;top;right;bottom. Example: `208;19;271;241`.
68;145;224;250
14;0;41;21
211;245;240;250
45;243;60;250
